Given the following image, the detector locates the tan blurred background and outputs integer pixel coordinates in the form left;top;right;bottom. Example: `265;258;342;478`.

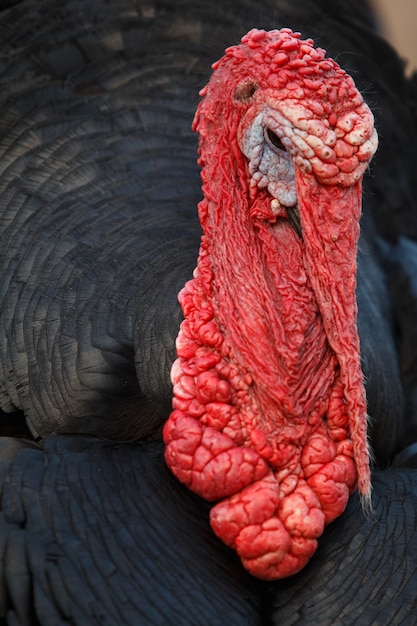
373;0;417;73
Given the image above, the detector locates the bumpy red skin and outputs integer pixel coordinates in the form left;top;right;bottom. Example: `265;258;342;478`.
163;29;377;580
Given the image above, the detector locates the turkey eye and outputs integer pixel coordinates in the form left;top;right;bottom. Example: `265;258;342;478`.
266;128;286;152
234;81;258;102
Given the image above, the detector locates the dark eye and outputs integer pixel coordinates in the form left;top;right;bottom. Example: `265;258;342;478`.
234;81;258;103
266;128;286;152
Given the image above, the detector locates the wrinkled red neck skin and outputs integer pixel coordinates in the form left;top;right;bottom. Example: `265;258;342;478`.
162;26;373;581
163;133;367;578
198;166;340;439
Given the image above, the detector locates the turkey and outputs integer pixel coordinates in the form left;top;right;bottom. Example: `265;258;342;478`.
164;26;377;580
0;0;417;623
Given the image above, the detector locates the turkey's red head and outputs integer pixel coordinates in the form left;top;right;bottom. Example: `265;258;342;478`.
163;29;378;580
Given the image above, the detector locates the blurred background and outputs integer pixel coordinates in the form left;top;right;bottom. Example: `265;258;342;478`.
373;0;417;74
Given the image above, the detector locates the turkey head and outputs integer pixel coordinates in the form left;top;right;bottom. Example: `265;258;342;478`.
164;28;378;580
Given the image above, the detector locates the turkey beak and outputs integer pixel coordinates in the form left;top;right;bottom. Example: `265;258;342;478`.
286;206;302;238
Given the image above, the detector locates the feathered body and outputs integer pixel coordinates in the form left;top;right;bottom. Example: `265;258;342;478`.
0;0;417;622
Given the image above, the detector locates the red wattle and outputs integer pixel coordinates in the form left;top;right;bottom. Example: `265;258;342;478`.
163;27;376;580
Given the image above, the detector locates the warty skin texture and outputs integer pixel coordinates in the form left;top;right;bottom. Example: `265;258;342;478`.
163;28;378;580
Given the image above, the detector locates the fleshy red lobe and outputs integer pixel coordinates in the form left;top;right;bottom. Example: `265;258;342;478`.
163;28;376;580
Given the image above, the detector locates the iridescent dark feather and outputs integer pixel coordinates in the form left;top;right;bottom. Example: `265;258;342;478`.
0;0;417;623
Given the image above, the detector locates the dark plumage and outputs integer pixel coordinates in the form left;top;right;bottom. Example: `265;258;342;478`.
0;0;417;622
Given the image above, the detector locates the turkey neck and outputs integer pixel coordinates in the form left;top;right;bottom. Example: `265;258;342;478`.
197;147;337;425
